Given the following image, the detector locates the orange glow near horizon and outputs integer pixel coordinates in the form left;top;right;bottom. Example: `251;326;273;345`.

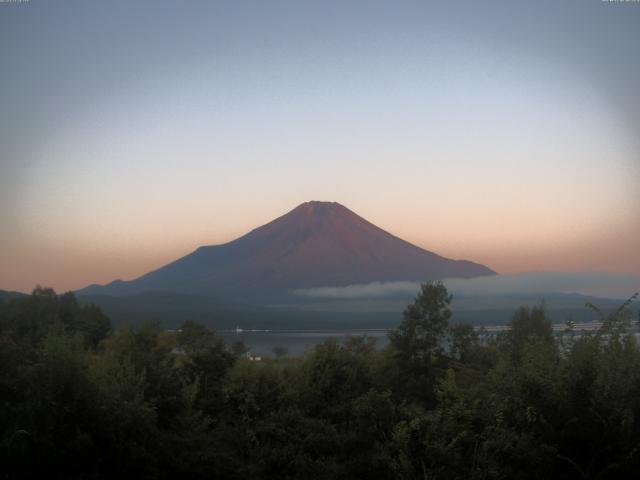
2;194;639;293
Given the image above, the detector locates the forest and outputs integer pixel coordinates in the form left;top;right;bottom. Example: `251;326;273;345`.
1;283;639;479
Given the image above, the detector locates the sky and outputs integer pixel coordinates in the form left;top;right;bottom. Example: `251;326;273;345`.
1;0;639;293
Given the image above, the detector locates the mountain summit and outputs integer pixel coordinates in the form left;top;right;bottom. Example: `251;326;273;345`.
80;201;495;298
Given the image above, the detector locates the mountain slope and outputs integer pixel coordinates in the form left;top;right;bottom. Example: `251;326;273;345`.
0;289;29;302
79;201;495;298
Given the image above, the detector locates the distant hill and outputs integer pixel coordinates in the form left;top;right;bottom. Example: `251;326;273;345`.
78;201;495;300
0;289;28;302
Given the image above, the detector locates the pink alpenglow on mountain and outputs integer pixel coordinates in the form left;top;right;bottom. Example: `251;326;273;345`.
80;201;495;297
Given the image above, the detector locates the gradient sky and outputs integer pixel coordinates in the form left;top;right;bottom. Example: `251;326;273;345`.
1;0;639;293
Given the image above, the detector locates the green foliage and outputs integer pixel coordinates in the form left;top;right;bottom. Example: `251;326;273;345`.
504;304;554;358
272;345;288;358
1;285;639;479
390;281;452;362
388;281;452;404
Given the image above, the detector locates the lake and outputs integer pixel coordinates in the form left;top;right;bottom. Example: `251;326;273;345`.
219;322;640;358
220;328;390;357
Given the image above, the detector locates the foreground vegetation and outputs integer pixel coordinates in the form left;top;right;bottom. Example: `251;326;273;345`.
1;284;639;479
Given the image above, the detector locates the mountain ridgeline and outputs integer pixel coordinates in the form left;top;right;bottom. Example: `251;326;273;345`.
79;201;494;300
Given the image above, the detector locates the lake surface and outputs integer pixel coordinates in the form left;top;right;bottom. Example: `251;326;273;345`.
219;322;640;358
220;328;390;357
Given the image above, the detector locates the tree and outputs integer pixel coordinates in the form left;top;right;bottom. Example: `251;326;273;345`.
272;345;288;359
388;282;452;404
177;320;235;416
503;304;553;360
71;302;111;348
449;323;479;364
